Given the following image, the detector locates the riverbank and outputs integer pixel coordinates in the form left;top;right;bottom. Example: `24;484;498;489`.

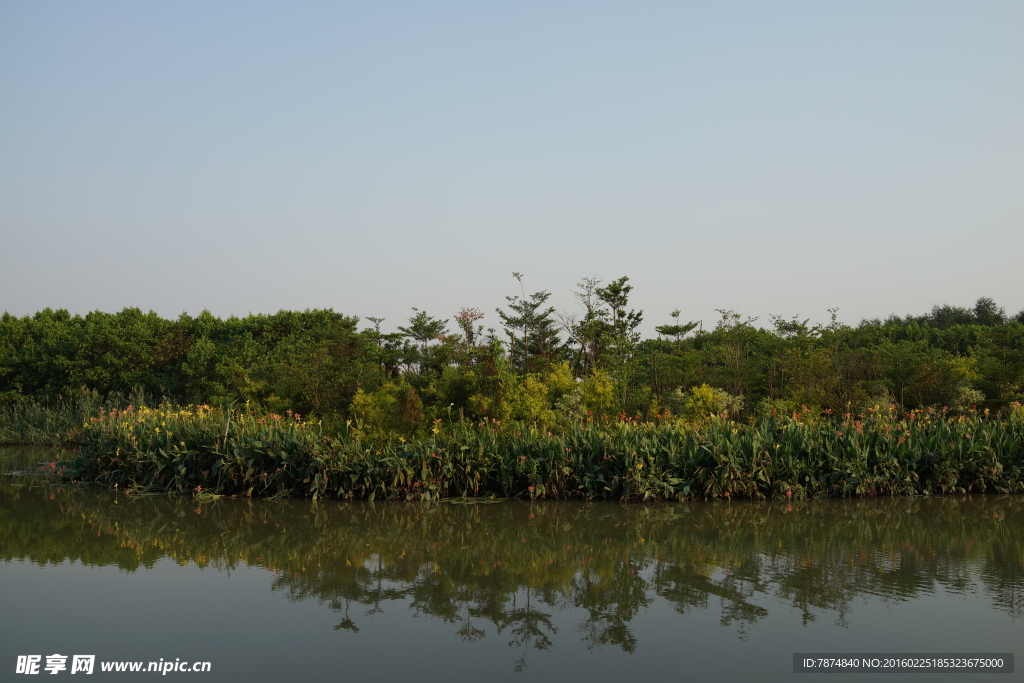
52;404;1024;501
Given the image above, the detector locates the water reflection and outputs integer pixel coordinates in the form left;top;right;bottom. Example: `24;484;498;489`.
2;450;1022;665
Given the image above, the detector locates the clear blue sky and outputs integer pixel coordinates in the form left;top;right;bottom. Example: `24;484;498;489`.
2;0;1022;334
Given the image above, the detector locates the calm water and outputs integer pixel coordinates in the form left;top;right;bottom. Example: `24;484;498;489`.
1;447;1020;682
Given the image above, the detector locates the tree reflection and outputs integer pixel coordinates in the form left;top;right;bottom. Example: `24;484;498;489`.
2;478;1023;669
502;588;557;672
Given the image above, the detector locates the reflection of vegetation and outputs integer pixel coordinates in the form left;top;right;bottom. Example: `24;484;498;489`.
2;473;1023;664
504;588;557;672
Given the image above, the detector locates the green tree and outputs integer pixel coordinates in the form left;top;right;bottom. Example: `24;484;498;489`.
398;308;449;377
496;273;562;374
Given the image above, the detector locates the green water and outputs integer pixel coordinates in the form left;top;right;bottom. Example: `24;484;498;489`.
1;447;1020;681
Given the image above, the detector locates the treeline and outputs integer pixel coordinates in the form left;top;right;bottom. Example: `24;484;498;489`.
2;278;1023;433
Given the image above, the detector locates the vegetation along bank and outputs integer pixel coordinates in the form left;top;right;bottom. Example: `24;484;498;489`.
2;278;1023;499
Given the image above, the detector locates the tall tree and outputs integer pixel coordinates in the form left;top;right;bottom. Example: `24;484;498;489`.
398;308;449;376
496;273;562;373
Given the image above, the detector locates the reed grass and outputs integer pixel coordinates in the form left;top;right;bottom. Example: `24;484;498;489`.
0;388;156;445
0;393;97;445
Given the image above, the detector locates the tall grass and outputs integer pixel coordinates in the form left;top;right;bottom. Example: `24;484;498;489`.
0;391;101;445
63;403;1024;500
0;388;156;445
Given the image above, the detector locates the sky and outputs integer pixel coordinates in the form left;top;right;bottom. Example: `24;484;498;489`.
2;0;1022;336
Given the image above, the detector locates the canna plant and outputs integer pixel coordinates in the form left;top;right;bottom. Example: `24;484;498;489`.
60;401;1024;502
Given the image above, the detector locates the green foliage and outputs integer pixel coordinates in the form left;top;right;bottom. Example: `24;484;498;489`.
752;397;802;420
496;375;555;425
579;370;617;418
350;381;424;438
949;385;985;414
654;309;699;342
668;384;744;421
496;273;563;373
3;294;1024;449
60;403;1024;501
0;308;378;424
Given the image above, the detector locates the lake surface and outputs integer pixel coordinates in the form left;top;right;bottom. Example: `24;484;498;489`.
1;446;1020;681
